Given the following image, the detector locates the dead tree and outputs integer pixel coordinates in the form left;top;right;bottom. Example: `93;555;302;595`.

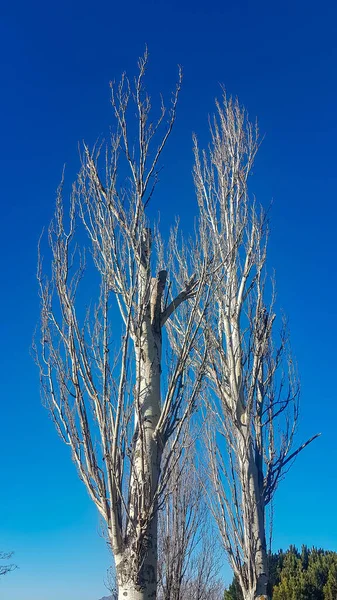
36;52;209;600
193;92;319;600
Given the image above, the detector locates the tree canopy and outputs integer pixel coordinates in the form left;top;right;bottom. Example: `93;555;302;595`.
225;546;337;600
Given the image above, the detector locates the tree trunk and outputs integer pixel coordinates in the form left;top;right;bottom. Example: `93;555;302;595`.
243;583;268;600
115;514;158;599
243;593;268;600
115;263;165;600
118;582;156;600
114;499;159;596
238;435;269;600
249;448;269;600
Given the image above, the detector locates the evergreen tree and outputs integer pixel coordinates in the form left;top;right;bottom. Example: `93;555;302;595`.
323;557;337;600
224;546;337;600
224;577;243;600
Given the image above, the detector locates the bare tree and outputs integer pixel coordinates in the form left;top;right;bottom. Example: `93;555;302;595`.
193;92;319;600
0;551;16;578
157;437;223;600
104;565;118;600
36;52;210;600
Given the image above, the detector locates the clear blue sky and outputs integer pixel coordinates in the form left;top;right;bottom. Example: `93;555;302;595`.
1;0;336;598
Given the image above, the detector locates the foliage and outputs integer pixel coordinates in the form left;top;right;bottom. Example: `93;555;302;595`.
224;546;337;599
224;576;243;600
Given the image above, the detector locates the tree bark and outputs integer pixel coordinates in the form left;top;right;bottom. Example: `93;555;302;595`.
115;514;158;599
237;434;269;600
118;582;156;600
248;452;269;600
114;263;165;599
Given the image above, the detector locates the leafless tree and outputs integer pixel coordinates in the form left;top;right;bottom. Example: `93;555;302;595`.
157;436;223;600
36;52;210;600
104;565;118;600
193;92;319;600
0;551;16;577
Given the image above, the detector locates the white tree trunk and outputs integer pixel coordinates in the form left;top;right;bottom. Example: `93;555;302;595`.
114;510;158;597
115;521;158;599
118;584;156;600
114;269;164;598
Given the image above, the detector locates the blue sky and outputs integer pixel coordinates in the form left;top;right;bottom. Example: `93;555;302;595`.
1;0;337;598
